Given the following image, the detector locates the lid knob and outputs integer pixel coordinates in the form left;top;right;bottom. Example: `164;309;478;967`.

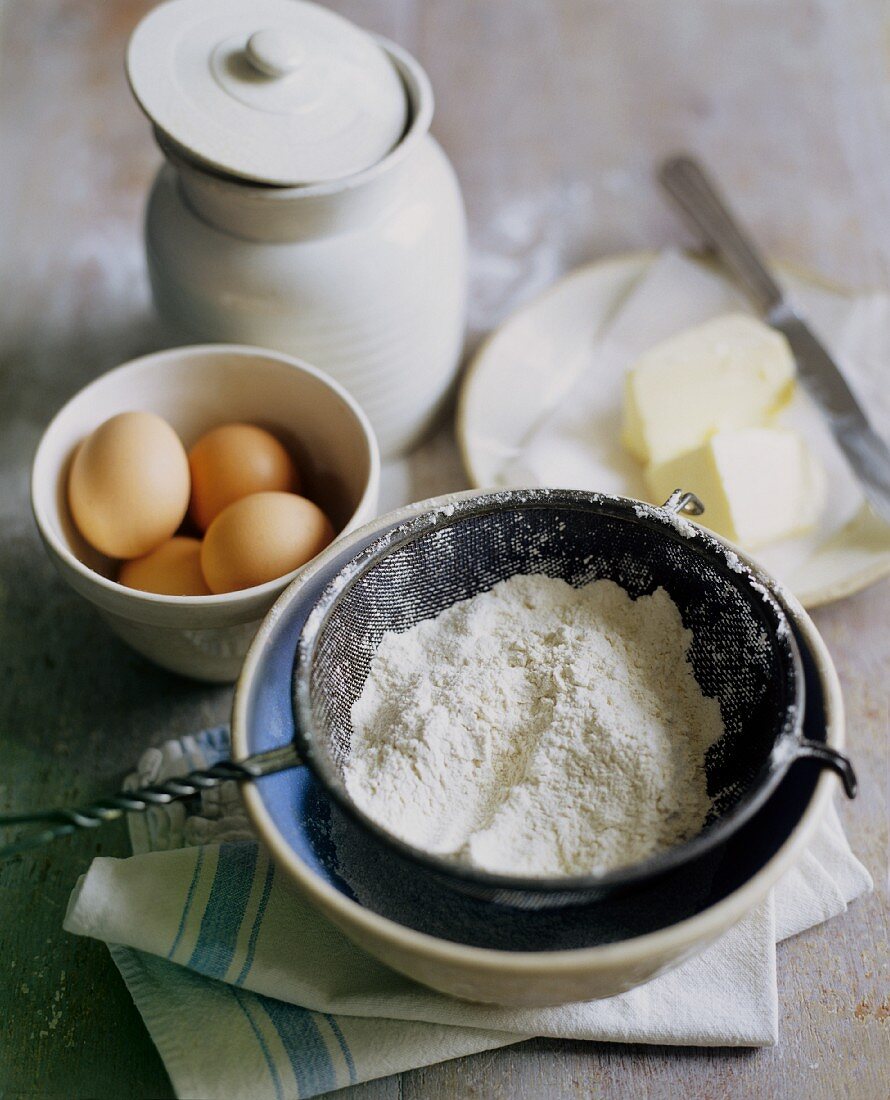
245;29;305;78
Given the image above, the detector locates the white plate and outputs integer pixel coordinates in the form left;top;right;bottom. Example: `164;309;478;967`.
457;251;890;608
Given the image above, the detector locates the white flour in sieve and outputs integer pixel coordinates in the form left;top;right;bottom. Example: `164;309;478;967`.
344;574;724;877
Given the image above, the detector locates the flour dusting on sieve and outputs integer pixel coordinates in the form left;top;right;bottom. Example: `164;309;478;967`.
343;574;724;878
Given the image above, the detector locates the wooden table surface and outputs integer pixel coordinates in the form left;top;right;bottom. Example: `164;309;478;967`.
0;1;887;1096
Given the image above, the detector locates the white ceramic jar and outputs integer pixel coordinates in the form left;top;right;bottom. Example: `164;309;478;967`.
129;1;467;457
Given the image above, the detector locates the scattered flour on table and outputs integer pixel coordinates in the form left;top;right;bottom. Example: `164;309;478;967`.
344;574;724;877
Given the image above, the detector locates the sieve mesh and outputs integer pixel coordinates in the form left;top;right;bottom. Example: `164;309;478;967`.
293;491;801;907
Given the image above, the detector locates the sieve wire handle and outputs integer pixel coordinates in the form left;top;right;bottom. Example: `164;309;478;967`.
0;743;303;861
795;740;858;799
663;490;705;516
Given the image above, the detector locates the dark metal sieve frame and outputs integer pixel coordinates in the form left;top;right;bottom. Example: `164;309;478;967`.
290;489;857;901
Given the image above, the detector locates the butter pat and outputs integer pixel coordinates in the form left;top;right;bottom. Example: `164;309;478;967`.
622;313;796;466
646;428;824;549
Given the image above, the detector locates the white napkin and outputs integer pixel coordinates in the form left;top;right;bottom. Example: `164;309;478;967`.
506;250;884;583
64;729;871;1100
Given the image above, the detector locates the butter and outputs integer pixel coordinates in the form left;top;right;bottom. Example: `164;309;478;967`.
622;313;796;466
646;428;824;549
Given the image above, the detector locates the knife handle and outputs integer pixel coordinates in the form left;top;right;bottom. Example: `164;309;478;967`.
659;155;784;315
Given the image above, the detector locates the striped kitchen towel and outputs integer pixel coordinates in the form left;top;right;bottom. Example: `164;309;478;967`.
64;728;871;1099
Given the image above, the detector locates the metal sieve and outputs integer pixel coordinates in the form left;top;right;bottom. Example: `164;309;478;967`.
287;488;856;908
2;489;856;908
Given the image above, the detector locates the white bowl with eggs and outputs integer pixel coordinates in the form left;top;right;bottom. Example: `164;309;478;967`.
31;345;380;682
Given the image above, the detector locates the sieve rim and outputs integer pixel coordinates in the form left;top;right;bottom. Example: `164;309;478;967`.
291;488;805;896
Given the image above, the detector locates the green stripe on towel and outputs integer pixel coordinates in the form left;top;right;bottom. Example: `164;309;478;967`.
259;994;338;1098
167;846;205;960
188;843;260;979
236;853;276;986
231;986;285;1100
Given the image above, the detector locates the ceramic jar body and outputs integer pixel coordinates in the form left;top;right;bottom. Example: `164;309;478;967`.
145;132;466;457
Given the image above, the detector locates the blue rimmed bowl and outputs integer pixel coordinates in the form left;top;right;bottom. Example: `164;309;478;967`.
232;490;847;1006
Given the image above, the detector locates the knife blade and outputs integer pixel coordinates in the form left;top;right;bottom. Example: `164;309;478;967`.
659;154;890;525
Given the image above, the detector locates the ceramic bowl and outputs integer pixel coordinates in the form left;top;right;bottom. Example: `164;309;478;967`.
232;490;846;1007
31;345;379;682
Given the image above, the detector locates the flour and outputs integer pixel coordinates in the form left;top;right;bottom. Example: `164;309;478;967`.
344;574;724;878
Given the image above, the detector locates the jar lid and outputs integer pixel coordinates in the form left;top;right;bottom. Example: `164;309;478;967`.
127;0;409;186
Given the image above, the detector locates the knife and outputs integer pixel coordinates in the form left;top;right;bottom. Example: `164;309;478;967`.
658;154;890;526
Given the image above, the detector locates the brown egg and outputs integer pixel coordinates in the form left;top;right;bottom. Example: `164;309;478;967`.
201;491;335;593
188;423;300;532
68;411;190;558
118;537;210;596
